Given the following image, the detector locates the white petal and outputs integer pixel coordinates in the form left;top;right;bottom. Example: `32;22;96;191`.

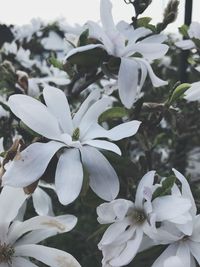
118;58;139;108
73;89;100;127
12;257;38;267
43;86;73;134
2;141;64;187
136;58;168;87
135;171;155;208
81;146;119;201
83;140;121;155
176;243;190;267
188;22;200;39
109;228;143;266
152;196;191;222
191;215;200;242
14;244;81;267
82;120;141;141
64;44;105;62
184;82;200;102
100;218;130;246
9;214;77;244
32;187;54;216
55;148;83;205
79;97;112;138
173;168;196;216
0;187;27;224
164;256;183;267
189;240;200;264
8;94;61;140
133;43;168;60
175;40;195;50
97;199;133;224
152;244;178;267
141;34;167;44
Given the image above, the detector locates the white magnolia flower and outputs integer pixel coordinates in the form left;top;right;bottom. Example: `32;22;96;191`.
176;22;200;50
2;86;141;205
0;186;80;267
184;81;200;102
97;170;192;267
65;0;168;108
151;169;198;267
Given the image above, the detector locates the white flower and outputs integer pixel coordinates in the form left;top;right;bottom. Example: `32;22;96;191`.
97;170;192;267
2;86;141;205
184;81;200;102
0;186;80;267
65;0;168;108
176;22;200;50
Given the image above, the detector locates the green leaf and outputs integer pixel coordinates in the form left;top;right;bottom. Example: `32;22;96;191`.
67;47;108;67
78;29;89;46
98;107;128;123
137;17;152;27
167;83;191;106
178;25;189;38
152;175;176;199
49;56;63;70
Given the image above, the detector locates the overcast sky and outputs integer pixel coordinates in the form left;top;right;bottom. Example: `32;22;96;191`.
0;0;199;33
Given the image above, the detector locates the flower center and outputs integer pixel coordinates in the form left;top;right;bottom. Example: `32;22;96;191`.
72;128;80;141
131;208;147;225
0;243;15;264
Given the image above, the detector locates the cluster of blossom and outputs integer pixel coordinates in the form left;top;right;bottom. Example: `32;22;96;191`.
0;0;200;266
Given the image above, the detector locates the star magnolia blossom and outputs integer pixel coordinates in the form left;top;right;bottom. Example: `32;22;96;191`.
151;169;199;267
65;0;168;108
0;186;80;267
2;85;141;205
96;170;192;267
176;22;200;50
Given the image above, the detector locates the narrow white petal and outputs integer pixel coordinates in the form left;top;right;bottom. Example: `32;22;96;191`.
152;244;178;267
118;58;139;108
81;146;119;201
55;148;83;205
32;187;54;216
188;22;200;39
164;256;183;267
0;187;27;224
110;228;143;266
14;244;81;267
136;58;168;87
8;214;77;244
173;168;197;216
73;89;100;127
189;241;200;264
176;243;190;267
100;0;117;37
12;257;38;267
140;34;167;44
100;219;130;246
8;94;61;140
79;97;112;138
83;140;121;155
43;86;73;134
2;141;64;187
152;196;191;222
64;44;105;62
135;171;155;208
82;121;141;141
133;43;168;60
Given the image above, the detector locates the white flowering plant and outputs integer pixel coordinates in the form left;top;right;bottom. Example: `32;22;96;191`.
0;0;200;267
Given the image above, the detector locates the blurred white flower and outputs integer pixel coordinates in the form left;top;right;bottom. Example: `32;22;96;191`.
0;186;80;267
2;86;141;205
97;170;192;267
184;81;200;102
176;22;200;50
65;0;168;108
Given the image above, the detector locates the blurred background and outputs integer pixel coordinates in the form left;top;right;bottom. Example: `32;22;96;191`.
0;0;199;33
